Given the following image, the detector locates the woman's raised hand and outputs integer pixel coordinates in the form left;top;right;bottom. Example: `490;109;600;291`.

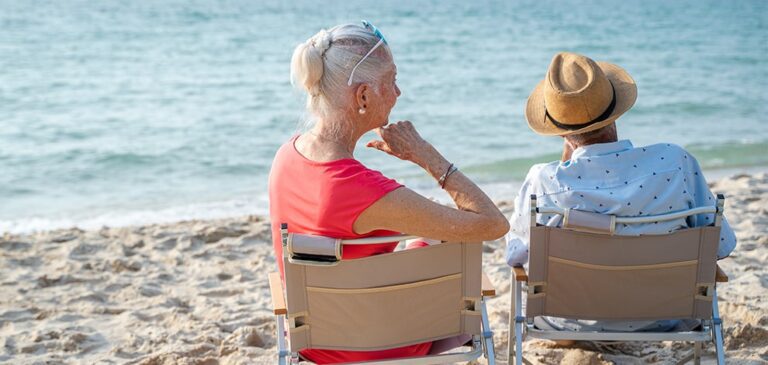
358;120;509;241
366;121;438;167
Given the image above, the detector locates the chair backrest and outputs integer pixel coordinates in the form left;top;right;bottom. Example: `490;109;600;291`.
280;228;483;352
526;195;724;321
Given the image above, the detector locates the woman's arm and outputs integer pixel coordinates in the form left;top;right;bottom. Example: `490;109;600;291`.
354;121;509;242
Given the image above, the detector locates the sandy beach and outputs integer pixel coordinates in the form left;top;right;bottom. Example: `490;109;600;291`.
1;172;766;365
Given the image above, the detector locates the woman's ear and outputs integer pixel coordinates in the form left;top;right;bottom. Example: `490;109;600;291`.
355;84;369;109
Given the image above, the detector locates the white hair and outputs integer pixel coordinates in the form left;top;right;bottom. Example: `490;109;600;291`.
290;23;392;120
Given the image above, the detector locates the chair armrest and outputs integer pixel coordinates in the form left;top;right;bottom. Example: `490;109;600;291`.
512;265;528;282
716;264;729;283
269;272;287;315
482;272;496;297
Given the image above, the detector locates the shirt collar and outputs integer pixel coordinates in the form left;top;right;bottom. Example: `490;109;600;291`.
571;140;634;160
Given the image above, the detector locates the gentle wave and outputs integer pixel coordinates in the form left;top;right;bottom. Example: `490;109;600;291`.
455;140;768;182
0;195;269;235
3;140;764;235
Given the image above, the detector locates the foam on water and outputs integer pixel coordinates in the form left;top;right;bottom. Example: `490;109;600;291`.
0;195;270;234
3;140;764;234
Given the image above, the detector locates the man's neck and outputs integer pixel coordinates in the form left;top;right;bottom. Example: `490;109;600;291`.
572;137;619;150
562;137;619;162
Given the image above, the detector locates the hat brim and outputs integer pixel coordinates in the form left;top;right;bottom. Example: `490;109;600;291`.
525;62;637;136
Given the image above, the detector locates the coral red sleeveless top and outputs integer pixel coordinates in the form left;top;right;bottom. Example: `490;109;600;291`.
268;135;431;364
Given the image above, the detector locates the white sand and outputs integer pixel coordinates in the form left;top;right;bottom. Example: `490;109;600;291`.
1;173;766;364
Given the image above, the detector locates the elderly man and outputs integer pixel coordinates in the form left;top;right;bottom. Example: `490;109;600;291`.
506;52;737;332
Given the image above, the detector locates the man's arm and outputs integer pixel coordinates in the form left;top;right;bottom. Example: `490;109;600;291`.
683;151;737;259
506;182;533;266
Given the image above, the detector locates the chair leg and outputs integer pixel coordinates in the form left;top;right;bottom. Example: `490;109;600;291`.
514;280;524;365
675;352;693;365
712;291;725;365
508;276;515;364
694;341;702;365
276;314;287;365
480;297;496;365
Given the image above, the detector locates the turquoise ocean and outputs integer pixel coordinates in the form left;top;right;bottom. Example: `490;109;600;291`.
1;0;766;233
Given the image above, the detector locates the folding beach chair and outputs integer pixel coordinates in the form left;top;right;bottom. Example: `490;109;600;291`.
269;224;498;364
508;194;729;365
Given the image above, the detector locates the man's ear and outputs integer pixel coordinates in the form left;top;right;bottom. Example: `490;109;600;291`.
561;136;569;147
561;137;575;162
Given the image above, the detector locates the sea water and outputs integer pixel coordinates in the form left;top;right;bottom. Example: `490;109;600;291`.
1;0;766;233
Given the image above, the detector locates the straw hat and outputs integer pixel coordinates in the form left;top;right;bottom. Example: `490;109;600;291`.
525;52;637;136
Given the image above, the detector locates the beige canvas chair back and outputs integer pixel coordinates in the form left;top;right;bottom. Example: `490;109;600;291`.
526;225;720;321
283;241;483;352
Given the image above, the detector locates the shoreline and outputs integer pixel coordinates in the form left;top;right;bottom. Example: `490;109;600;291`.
1;172;767;364
3;165;768;237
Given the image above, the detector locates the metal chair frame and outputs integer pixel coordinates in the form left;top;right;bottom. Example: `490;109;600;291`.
270;231;497;365
507;195;728;365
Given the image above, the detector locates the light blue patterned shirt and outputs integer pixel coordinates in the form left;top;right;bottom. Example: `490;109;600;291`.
506;140;737;267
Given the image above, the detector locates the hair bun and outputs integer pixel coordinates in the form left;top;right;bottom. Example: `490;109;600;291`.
290;29;332;97
310;29;332;56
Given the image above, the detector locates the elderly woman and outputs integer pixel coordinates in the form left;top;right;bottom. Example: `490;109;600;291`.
268;22;509;364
